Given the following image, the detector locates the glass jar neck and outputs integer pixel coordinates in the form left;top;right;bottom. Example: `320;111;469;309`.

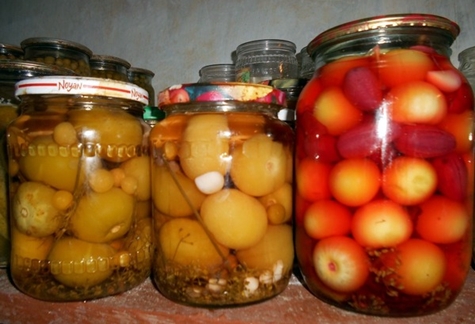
312;27;455;70
162;101;281;117
19;95;145;117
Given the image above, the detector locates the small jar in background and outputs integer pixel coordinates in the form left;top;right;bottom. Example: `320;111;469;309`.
151;83;294;307
269;78;307;128
0;43;23;60
458;46;475;90
198;64;236;82
8;76;152;301
0;61;76;268
128;67;156;106
90;55;131;81
235;39;298;84
297;46;315;80
21;37;92;76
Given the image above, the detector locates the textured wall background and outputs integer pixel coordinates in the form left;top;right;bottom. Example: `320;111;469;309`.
1;0;474;95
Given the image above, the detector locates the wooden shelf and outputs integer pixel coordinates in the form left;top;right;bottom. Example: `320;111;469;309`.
0;268;474;323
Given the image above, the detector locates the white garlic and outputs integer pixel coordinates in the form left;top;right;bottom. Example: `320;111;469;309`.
194;171;225;194
273;260;284;283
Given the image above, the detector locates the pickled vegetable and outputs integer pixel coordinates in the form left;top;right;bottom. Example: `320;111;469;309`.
7;79;151;301
295;41;473;316
151;91;294;306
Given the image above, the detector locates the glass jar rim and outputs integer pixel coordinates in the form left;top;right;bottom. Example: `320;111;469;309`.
307;13;460;57
236;39;296;56
158;82;286;108
15;76;149;105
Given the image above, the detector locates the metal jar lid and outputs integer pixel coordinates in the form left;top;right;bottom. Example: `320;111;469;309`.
15;76;149;105
158;82;286;109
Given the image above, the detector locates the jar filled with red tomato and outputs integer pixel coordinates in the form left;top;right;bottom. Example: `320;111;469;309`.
151;83;294;307
295;13;474;317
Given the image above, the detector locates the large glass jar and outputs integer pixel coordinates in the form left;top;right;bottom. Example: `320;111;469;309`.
21;37;92;76
151;83;294;307
7;76;152;301
0;61;76;268
295;14;473;317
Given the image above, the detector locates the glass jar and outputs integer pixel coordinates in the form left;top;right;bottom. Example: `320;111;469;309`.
21;37;92;76
8;76;152;301
0;43;23;60
198;64;236;82
458;46;475;92
90;55;131;81
297;46;315;80
269;78;307;128
235;39;298;84
128;67;155;106
0;61;76;268
151;83;294;307
295;14;473;317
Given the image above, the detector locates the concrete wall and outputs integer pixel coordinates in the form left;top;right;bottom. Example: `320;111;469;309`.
1;0;474;95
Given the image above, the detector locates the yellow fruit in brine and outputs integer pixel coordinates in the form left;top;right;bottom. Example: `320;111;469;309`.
68;107;143;162
48;237;115;288
11;226;54;262
19;135;80;191
201;189;268;250
236;224;294;273
159;218;229;269
12;181;63;237
230;134;287;197
69;187;134;243
120;155;151;201
152;163;205;217
178;114;231;179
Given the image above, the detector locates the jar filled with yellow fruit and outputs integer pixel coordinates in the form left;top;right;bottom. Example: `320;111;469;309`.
7;76;152;301
151;83;294;307
0;61;76;268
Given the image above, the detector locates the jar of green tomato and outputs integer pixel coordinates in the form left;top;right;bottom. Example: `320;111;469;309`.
8;76;152;301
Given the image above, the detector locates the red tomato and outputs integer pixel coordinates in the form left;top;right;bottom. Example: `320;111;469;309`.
383;239;446;295
312;236;370;293
352;199;413;248
296;158;332;202
386;81;447;125
329;158;381;206
377;49;435;88
416;195;470;244
304;200;352;240
382;157;437;205
313;86;363;136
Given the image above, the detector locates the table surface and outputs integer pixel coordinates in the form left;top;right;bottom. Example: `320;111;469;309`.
0;267;474;324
